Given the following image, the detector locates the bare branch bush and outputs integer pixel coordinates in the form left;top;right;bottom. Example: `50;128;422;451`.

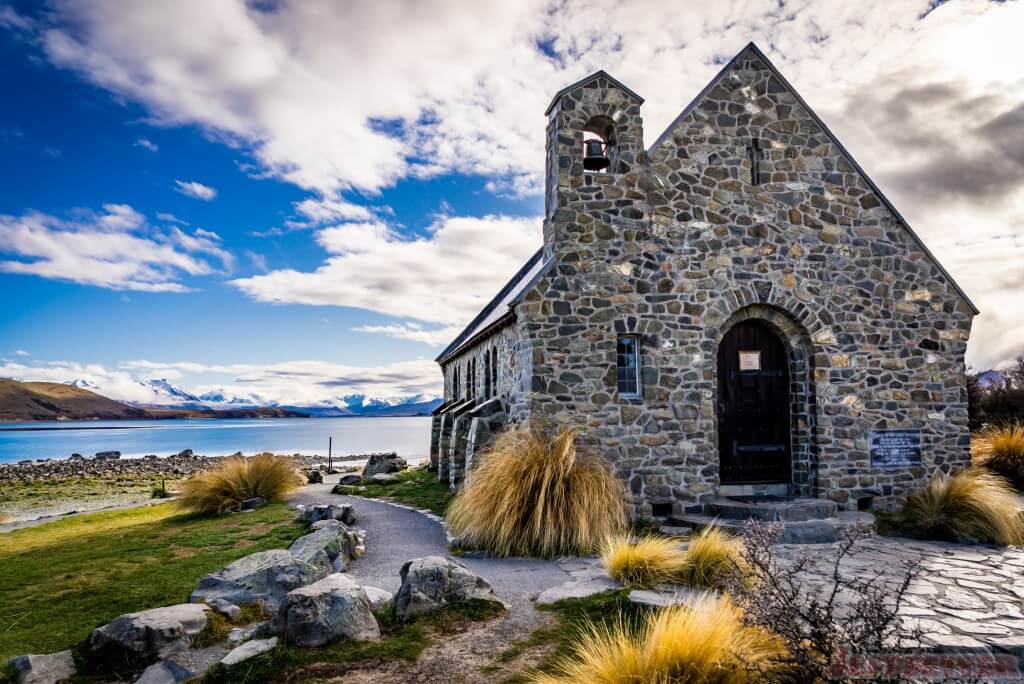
731;519;922;683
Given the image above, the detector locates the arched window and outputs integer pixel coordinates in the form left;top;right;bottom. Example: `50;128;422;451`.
582;115;619;173
484;350;492;398
491;347;498;396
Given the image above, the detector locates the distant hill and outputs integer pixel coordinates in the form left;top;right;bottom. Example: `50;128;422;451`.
0;379;308;422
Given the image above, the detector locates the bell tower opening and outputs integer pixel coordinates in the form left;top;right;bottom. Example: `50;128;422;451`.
582;115;618;173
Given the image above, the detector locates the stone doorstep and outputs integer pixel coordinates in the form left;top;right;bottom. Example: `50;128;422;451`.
704;496;839;522
669;510;874;544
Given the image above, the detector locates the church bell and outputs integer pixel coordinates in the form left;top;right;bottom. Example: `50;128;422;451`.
583;138;610;171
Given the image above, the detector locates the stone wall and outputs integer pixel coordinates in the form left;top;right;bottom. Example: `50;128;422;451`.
516;49;973;515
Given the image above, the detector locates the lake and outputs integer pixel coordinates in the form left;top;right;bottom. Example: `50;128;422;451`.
0;417;432;464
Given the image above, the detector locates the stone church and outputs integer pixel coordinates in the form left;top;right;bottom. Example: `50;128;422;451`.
429;42;976;519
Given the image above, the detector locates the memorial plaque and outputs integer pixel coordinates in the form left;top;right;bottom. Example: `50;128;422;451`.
869;429;922;469
738;350;761;371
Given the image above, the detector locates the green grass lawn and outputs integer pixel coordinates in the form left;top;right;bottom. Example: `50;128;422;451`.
333;468;452;517
0;502;304;660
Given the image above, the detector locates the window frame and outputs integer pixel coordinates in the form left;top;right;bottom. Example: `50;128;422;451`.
616;335;642;399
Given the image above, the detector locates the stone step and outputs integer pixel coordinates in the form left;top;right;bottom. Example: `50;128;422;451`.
669;511;874;544
704;496;839;522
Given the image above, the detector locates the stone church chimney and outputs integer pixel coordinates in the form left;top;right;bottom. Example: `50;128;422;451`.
542;71;645;258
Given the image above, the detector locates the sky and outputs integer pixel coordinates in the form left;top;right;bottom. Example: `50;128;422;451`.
0;0;1021;407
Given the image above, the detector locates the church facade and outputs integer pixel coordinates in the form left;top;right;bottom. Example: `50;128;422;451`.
429;43;976;516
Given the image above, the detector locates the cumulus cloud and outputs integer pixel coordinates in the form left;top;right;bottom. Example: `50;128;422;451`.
174;180;217;201
0;203;232;291
231;214;541;326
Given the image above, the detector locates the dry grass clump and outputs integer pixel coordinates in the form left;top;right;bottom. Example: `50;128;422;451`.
676;526;748;590
973;422;1024;491
601;535;687;589
447;425;626;557
901;470;1024;545
531;594;790;684
178;453;305;515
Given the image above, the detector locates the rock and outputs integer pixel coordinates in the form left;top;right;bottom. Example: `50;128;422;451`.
362;452;407;478
94;451;121;460
190;550;328;611
535;577;623;606
219;637;278;667
296;503;355;526
85;604;208;664
208;598;241;620
305;469;323;484
394;556;507;621
68;453;85;462
134;659;193;684
289;524;348;573
279;574;381;647
339;473;362;485
177;449;193;458
143;454;158;460
227;621;270;646
240;497;266;511
363;586;394;611
367;473;398;485
5;650;76;684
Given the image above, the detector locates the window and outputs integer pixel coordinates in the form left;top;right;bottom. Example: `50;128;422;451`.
484;351;492;398
748;139;764;186
453;367;460;401
490;348;498;396
616;336;641;397
464;362;471;400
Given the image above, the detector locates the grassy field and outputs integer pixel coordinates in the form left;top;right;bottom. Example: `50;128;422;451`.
333;468;452;516
0;502;304;660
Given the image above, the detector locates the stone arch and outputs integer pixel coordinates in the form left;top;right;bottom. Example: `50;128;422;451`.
710;299;820;497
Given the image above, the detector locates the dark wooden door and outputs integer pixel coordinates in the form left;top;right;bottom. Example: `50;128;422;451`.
717;320;791;484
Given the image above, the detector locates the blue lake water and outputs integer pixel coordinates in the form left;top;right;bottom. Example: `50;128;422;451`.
0;417;432;464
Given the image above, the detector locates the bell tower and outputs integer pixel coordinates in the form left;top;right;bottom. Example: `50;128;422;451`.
542;71;645;256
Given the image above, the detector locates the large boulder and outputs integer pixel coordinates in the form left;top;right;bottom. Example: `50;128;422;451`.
190;550;327;611
279;574;380;647
362;586;394;611
339;473;362;486
5;650;75;684
85;604;208;665
295;503;355;526
288;523;356;573
394;556;506;622
362;452;407;478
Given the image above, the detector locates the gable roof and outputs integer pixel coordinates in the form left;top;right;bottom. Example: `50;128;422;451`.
649;42;978;314
435;248;552;364
544;69;645;116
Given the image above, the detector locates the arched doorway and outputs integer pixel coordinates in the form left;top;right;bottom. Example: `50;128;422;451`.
717;319;791;484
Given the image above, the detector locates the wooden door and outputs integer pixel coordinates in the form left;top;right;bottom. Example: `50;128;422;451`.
717;320;791;484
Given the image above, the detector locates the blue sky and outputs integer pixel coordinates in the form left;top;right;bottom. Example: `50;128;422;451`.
0;0;1021;406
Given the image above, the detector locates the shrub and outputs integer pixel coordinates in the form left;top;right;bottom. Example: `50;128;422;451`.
973;422;1024;491
531;594;790;683
676;525;746;590
900;470;1024;545
601;535;687;589
447;425;626;557
178;453;305;515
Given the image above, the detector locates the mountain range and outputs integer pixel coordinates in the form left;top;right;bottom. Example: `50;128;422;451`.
67;377;441;417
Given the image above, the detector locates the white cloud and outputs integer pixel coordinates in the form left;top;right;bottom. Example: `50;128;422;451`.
0;203;232;292
134;137;158;152
174;180;217;201
294;196;372;224
13;349;30;357
232;214;541;326
353;323;465;347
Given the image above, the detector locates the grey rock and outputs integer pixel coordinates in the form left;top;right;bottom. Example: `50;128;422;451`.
5;650;75;684
362;452;407;478
339;473;362;485
279;574;380;647
94;451;121;461
177;449;193;458
363;586;394;611
208;598;241;620
305;469;323;484
85;604;208;663
220;637;278;667
535;576;622;606
190;550;327;611
367;473;398;484
296;503;355;526
289;524;345;573
394;556;507;621
134;659;193;684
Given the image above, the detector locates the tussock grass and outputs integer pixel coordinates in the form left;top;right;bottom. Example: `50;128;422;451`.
178;453;305;515
601;535;687;589
531;594;790;684
901;470;1024;546
447;426;626;557
676;526;747;590
973;422;1024;491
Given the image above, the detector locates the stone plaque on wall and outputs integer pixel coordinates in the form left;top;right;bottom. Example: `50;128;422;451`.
869;430;922;469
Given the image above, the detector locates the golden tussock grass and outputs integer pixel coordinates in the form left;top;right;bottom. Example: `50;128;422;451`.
601;535;688;589
675;525;747;590
531;594;790;684
447;425;626;557
178;453;305;515
972;422;1024;491
902;470;1024;546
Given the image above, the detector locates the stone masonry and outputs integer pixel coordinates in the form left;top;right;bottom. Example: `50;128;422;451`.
431;43;976;515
